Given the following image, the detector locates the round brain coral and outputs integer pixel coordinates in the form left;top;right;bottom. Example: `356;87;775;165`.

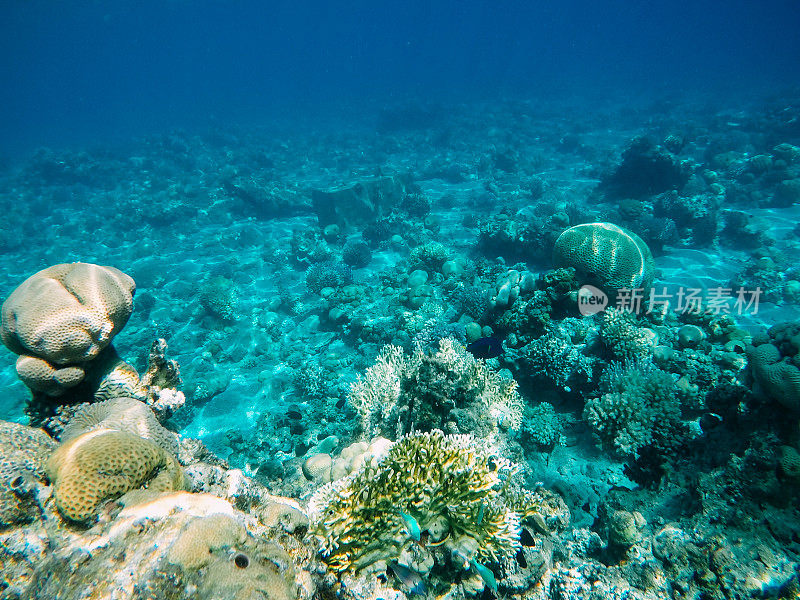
1;262;135;365
165;508;298;600
747;343;800;412
14;355;86;395
552;223;654;295
46;428;186;523
61;396;180;456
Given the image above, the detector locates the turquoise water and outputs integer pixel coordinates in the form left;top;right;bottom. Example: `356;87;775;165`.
2;2;800;597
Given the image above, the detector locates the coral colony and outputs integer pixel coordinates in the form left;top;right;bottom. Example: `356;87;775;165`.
1;104;800;600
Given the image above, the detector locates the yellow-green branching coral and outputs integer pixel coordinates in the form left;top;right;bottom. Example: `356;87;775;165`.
308;430;521;575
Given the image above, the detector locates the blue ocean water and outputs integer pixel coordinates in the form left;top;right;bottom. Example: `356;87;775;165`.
2;1;799;154
0;0;797;427
1;2;800;593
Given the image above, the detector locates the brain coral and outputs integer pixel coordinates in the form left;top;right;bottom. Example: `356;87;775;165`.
747;342;800;412
14;354;86;395
552;222;655;294
60;396;179;455
193;526;297;600
1;263;135;365
167;509;298;600
26;491;302;600
46;428;186;523
85;345;144;403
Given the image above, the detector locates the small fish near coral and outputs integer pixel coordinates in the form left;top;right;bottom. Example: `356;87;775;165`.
466;337;503;359
389;561;428;596
398;510;422;541
470;559;498;593
476;502;485;526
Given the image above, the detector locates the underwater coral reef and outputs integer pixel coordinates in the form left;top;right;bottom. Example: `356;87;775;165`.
1;93;800;599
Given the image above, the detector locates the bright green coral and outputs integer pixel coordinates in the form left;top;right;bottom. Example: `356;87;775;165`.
308;431;521;575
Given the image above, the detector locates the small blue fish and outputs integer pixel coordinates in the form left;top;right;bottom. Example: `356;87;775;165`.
398;510;421;541
466;337;503;360
476;502;485;527
389;561;427;596
470;559;498;593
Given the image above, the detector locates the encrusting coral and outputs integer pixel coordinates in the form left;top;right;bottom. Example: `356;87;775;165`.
0;421;56;528
26;491;302;600
348;337;523;442
308;431;521;584
166;509;297;600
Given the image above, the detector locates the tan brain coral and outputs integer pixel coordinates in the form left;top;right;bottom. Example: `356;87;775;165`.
15;355;86;395
552;222;654;294
166;510;298;600
60;396;179;455
1;262;135;365
46;428;186;523
167;513;247;569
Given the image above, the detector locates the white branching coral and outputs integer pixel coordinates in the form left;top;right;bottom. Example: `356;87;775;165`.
348;345;406;436
348;338;523;441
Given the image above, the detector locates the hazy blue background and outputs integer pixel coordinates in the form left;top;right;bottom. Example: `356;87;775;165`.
1;0;799;154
